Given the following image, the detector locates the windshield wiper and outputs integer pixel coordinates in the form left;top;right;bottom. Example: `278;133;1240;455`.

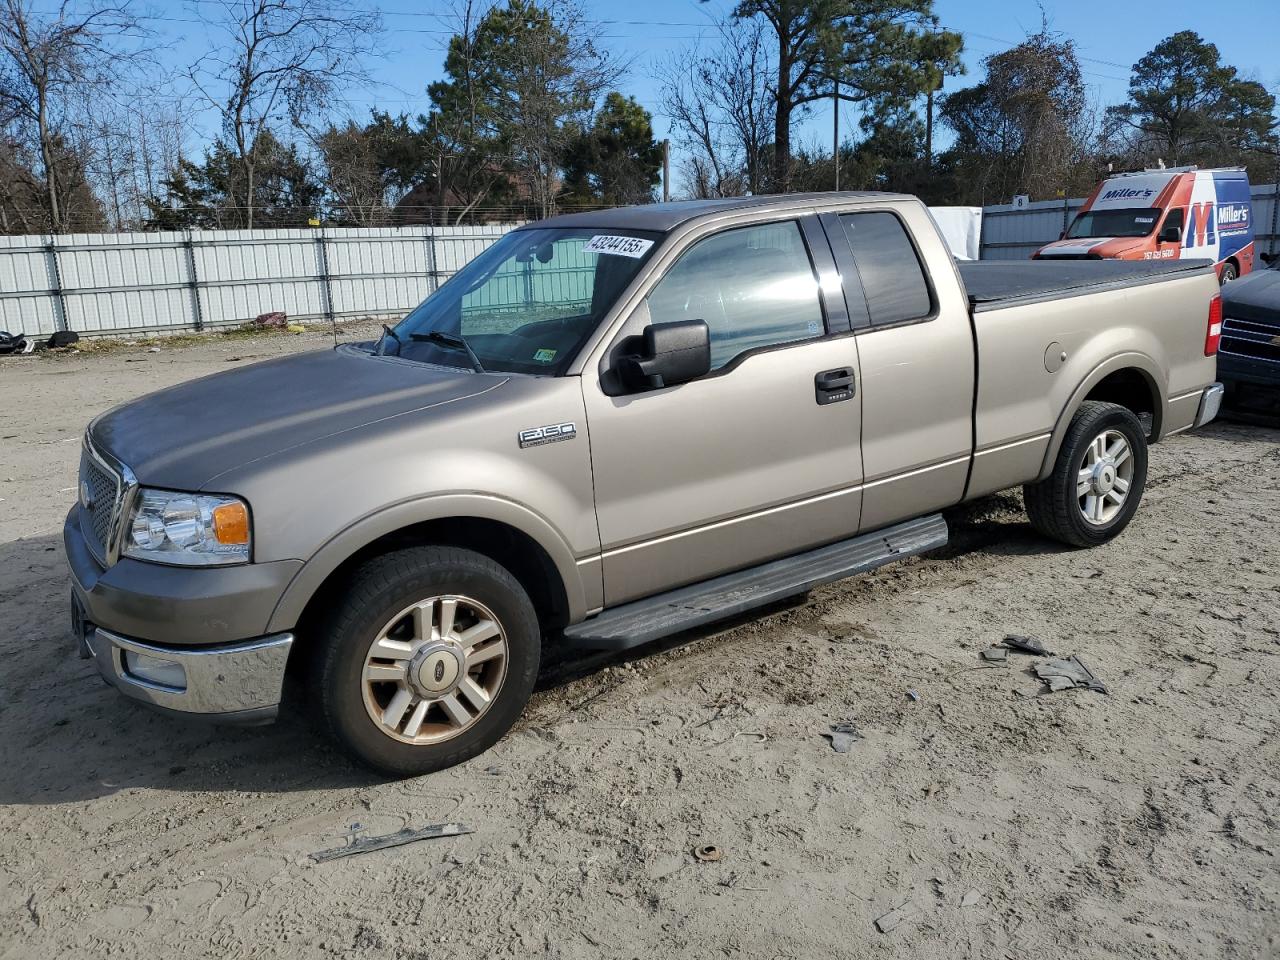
378;323;402;356
409;330;486;373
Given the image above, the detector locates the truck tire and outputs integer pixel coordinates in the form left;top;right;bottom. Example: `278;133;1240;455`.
1219;261;1237;284
1023;401;1148;548
313;546;540;777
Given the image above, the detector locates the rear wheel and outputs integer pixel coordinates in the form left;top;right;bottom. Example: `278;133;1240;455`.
1024;401;1148;547
1220;261;1238;284
314;546;540;777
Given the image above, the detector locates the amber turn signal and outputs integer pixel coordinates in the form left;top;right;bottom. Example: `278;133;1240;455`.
211;502;250;545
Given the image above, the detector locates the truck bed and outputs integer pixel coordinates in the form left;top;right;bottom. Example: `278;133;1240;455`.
958;259;1214;312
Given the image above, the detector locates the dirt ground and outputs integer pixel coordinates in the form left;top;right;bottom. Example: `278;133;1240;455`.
0;330;1277;960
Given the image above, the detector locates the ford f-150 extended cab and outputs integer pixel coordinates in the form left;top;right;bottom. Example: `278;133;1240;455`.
66;193;1225;775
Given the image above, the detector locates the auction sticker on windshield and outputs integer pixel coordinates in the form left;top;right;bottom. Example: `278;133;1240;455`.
584;235;654;258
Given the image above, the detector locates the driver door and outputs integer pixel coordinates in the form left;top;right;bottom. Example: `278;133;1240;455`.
582;217;865;606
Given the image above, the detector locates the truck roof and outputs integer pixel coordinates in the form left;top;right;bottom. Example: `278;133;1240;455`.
524;191;913;233
1106;166;1246;178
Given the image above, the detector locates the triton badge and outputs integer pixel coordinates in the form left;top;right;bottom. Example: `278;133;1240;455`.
518;422;577;448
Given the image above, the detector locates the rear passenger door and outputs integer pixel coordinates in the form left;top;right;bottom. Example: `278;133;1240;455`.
583;216;865;606
820;203;975;532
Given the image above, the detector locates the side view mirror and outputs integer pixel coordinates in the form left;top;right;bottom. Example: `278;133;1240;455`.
1160;226;1182;244
620;320;711;391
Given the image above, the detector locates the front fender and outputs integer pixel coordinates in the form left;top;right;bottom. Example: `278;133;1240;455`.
265;493;594;633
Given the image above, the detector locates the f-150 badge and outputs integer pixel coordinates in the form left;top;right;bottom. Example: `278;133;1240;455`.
518;422;577;448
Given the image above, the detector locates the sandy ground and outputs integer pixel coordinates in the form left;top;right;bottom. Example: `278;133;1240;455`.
0;331;1277;960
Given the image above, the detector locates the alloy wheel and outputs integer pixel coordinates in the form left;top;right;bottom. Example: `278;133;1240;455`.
360;595;508;744
1076;428;1134;526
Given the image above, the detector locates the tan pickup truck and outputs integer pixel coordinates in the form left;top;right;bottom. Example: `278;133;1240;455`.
67;192;1224;775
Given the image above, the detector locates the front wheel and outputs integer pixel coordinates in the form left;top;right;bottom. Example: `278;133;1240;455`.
1023;401;1148;548
314;546;540;777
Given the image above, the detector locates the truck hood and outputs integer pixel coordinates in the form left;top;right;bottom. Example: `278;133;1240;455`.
1221;266;1280;324
91;345;505;490
1036;237;1147;259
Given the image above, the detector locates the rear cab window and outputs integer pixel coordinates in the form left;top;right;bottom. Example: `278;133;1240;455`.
836;211;934;327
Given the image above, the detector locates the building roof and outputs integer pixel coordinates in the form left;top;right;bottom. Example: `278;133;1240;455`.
522;191;912;233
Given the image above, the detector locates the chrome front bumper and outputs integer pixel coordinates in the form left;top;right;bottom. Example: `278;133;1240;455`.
1194;382;1225;428
84;627;293;724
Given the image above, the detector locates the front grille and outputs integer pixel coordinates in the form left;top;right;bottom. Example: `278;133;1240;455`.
1221;315;1280;366
78;447;122;562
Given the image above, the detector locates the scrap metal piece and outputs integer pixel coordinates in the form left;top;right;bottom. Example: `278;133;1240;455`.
1002;634;1052;656
979;647;1009;663
1034;656;1108;695
310;823;473;863
821;721;862;753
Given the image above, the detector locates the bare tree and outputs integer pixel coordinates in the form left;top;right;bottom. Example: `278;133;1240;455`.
941;25;1100;203
312;120;390;226
188;0;381;228
0;0;148;232
79;92;188;229
0;135;44;232
660;19;775;198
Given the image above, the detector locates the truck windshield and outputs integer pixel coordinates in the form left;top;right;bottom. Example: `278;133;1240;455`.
1066;207;1162;239
380;227;662;375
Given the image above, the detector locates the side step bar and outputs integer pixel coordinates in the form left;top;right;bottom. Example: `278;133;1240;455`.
562;513;948;651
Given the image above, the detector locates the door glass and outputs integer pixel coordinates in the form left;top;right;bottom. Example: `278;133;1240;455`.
839;212;933;326
1161;207;1184;238
647;220;824;370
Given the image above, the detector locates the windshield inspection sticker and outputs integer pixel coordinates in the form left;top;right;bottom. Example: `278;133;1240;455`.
533;348;557;364
584;235;654;258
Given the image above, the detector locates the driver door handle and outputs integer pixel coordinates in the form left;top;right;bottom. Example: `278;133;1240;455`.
815;367;855;405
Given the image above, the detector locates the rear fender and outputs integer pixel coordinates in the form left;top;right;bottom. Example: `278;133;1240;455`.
1035;353;1166;482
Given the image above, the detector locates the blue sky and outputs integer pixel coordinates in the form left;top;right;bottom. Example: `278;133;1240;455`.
154;0;1280;169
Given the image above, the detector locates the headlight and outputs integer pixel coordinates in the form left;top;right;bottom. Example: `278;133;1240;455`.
124;489;251;566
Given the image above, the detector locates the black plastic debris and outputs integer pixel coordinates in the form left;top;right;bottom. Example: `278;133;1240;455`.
821;721;862;753
0;331;31;355
1002;634;1052;656
47;330;79;349
1034;656;1108;695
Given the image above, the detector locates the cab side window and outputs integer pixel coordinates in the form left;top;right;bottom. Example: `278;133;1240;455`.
1162;207;1184;237
838;212;932;326
646;220;825;371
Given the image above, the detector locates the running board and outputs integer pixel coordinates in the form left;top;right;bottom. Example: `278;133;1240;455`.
562;513;948;651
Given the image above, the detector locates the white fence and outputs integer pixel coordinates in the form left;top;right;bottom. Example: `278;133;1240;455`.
978;182;1280;261
2;184;1278;339
0;225;512;338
